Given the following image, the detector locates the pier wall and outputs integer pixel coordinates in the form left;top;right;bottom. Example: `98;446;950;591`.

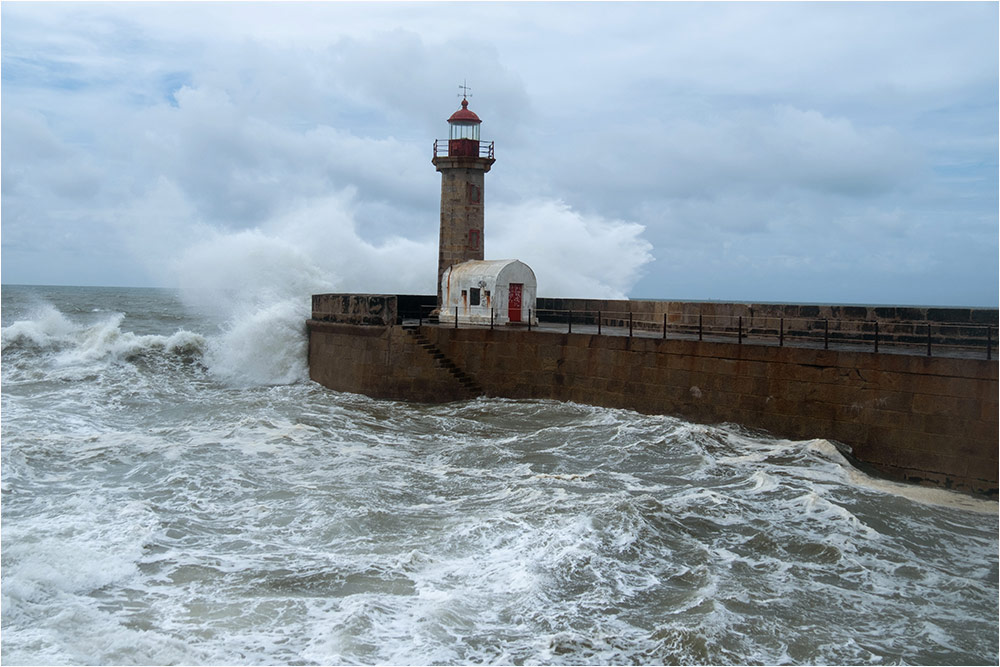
536;298;998;348
307;295;999;496
536;297;1000;328
308;320;475;403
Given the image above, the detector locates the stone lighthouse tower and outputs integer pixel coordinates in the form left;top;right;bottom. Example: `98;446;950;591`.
432;91;495;310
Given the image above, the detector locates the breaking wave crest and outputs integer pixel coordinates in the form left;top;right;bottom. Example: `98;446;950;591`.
1;294;308;387
2;305;207;364
203;299;309;386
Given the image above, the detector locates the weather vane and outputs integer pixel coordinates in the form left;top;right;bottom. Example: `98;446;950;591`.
458;80;472;101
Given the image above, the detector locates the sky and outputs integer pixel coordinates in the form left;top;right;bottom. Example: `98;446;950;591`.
1;1;997;306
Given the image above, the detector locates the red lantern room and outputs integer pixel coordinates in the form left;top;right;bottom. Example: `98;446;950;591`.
447;98;482;157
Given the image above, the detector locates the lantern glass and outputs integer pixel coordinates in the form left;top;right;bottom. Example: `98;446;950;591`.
449;122;480;141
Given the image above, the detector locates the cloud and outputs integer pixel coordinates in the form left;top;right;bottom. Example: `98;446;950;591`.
489;199;653;299
547;105;920;213
758;106;921;196
1;1;995;306
168;191;654;306
0;109;104;202
1;109;71;162
2;12;654;298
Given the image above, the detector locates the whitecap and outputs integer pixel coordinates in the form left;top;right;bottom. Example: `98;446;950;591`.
1;303;77;350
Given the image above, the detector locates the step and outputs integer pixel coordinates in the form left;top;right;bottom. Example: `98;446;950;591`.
408;329;481;395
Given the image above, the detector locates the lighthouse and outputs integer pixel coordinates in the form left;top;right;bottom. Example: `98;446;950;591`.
432;91;496;311
432;88;537;327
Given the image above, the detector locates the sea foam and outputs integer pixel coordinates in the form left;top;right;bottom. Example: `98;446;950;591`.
204;298;310;386
2;308;207;365
171;227;335;386
1;303;78;350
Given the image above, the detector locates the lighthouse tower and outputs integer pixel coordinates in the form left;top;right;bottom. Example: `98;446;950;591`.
432;91;496;310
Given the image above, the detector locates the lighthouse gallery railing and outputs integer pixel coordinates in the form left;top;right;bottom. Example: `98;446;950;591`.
433;139;495;159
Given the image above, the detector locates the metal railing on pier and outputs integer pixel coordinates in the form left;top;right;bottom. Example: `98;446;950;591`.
404;304;998;360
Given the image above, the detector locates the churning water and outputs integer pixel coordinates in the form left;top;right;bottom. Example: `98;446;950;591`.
1;284;997;665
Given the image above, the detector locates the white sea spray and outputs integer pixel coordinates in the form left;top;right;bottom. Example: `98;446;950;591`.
1;285;997;666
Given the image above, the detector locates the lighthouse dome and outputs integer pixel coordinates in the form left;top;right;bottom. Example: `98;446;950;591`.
447;98;482;141
448;98;482;124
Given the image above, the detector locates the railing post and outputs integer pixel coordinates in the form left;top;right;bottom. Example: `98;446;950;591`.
663;313;667;339
874;320;879;353
698;313;703;341
927;323;932;357
568;310;573;334
629;312;633;338
738;316;743;344
491;308;494;330
598;310;602;335
779;317;784;347
824;319;829;350
455;306;459;329
528;309;532;332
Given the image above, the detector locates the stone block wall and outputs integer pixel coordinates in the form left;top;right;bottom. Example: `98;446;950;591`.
433;156;493;308
417;326;998;495
306;297;999;496
307;321;473;403
312;294;398;326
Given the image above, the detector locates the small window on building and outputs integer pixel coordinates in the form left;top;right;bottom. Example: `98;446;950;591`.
469;287;481;306
468;229;480;250
466;183;481;203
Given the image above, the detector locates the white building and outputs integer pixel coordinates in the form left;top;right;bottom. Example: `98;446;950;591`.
439;259;538;326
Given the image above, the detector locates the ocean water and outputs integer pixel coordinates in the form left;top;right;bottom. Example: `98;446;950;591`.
1;284;997;666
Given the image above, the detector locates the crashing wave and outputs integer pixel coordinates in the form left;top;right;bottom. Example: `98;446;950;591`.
1;308;207;364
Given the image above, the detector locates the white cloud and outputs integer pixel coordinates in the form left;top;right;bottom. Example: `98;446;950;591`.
549;105;920;209
489;199;653;299
1;1;995;305
168;191;654;306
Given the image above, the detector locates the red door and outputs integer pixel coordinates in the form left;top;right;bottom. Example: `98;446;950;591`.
508;283;523;323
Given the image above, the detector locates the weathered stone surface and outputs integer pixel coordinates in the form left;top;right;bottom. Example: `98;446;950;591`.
433;156;494;309
307;321;475;402
308;308;998;496
312;294;398;325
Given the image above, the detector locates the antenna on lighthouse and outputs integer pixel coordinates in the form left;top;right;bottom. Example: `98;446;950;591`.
458;80;472;101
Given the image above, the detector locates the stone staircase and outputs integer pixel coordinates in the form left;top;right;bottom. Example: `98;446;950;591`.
403;325;483;396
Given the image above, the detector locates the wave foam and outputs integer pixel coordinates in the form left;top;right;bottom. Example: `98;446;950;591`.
2;291;314;387
1;304;79;350
203;298;309;386
2;309;207;366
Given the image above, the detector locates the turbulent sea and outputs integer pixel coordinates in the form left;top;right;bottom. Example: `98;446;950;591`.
1;284;997;666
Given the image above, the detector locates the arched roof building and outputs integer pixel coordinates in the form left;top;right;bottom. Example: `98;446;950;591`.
440;259;538;326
